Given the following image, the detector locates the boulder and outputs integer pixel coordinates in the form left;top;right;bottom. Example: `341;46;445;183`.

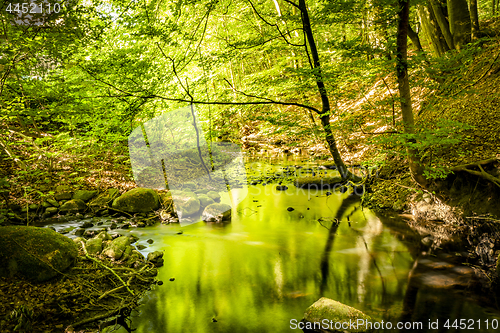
112;188;160;213
302;297;373;333
0;226;78;282
147;251;164;267
45;207;58;215
102;236;130;260
173;195;201;217
73;190;97;202
46;198;60;207
207;191;221;202
202;203;232;222
85;237;103;255
198;195;215;208
59;199;87;214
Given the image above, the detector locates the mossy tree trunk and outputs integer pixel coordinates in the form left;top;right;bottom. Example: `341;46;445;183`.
396;0;427;186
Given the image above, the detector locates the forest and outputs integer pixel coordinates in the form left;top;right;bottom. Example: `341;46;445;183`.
0;0;500;332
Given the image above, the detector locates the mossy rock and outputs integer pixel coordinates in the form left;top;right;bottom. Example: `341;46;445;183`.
207;191;221;202
86;237;103;255
303;297;373;333
73;190;98;202
202;203;231;222
172;195;201;217
294;177;343;189
59;199;87;214
112;188;160;213
0;226;78;282
102;236;130;260
198;195;215;208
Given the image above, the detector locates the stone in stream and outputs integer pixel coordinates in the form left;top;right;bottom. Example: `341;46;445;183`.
202;203;231;223
276;185;288;191
287;207;294;212
0;226;78;282
206;191;221;203
302;297;373;333
198;194;215;208
102;236;130;260
173;195;201;218
112;187;160;213
147;251;164;267
81;221;94;228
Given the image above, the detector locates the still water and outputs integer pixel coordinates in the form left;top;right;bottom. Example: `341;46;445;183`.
93;160;500;333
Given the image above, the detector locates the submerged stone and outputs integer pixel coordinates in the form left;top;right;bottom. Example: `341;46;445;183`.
303;297;373;332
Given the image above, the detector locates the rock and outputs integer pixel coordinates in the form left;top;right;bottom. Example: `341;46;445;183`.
81;221;94;228
28;204;39;211
61;226;75;234
147;251;164;267
207;191;221;202
173;196;201;217
276;185;288;191
110;222;117;229
46;198;60;207
294;176;343;189
126;235;138;245
59;199;87;214
287;207;294;212
112;188;160;213
45;207;58;215
147;239;154;244
302;297;373;333
73;190;97;202
74;228;85;237
183;182;197;190
202;203;232;222
73;237;86;249
55;186;73;201
198;195;215;208
96;231;112;241
102;236;130;260
0;226;78;282
85;237;103;255
136;244;146;250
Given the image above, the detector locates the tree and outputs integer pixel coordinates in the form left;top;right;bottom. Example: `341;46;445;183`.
396;0;427;186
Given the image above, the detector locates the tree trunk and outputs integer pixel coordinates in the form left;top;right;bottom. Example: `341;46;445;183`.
407;23;424;53
469;0;480;40
492;0;496;16
298;0;357;181
396;0;427;186
447;0;472;49
418;4;449;57
429;0;455;49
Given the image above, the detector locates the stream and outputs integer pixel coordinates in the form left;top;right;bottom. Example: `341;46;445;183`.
49;159;500;332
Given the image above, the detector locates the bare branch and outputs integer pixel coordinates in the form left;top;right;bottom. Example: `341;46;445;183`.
247;0;304;47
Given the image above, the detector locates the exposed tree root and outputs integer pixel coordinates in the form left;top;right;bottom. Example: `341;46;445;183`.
451;157;500;188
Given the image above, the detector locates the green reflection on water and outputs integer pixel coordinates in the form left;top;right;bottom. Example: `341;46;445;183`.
115;180;415;333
